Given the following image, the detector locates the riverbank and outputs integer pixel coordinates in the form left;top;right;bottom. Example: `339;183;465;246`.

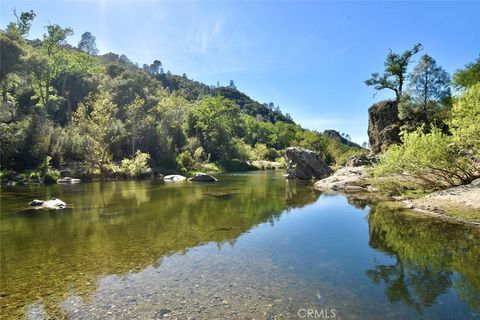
313;162;480;226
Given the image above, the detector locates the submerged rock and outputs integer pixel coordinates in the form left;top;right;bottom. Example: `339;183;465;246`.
285;147;332;180
57;177;81;184
163;174;187;181
188;173;217;182
28;198;66;209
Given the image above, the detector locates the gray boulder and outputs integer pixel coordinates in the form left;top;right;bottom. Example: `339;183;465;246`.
188;173;217;182
285;147;333;180
346;154;377;167
163;174;187;182
57;177;81;184
314;166;370;192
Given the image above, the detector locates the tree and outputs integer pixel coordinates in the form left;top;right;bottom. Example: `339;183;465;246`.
453;56;480;90
365;43;423;101
30;24;73;109
409;54;451;108
229;80;236;89
73;92;123;178
78;31;98;55
399;54;451;130
12;9;36;36
449;83;480;156
188;96;240;159
125;97;145;156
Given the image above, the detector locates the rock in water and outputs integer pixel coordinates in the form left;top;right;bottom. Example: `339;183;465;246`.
188;173;217;182
42;198;66;209
285;147;333;180
163;174;187;181
57;177;81;184
28;198;66;209
29;199;44;206
368;100;401;154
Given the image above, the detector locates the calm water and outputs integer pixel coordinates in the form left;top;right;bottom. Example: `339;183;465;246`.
1;171;479;319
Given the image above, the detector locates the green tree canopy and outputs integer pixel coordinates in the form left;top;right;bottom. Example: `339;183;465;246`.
365;43;423;101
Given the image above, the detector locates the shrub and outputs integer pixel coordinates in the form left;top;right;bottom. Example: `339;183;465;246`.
119;151;151;178
176;150;196;172
374;127;477;192
44;170;60;184
449;82;480;156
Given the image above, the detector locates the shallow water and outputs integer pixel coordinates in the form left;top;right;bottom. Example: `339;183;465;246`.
1;171;479;319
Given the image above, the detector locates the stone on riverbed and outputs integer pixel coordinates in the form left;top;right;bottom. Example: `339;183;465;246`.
163;175;187;181
188;173;217;182
28;198;66;209
57;177;81;184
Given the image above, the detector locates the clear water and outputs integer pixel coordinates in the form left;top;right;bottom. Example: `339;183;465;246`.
1;171;479;319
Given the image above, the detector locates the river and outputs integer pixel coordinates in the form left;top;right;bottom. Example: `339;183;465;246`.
1;171;479;319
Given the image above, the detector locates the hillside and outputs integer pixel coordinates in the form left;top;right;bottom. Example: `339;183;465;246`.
0;16;362;181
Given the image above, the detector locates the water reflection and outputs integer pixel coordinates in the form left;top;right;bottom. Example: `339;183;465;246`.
0;172;317;318
367;202;480;314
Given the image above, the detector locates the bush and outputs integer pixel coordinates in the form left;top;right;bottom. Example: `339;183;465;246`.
119;151;151;178
374;127;477;192
44;170;60;184
176;150;196;172
449;82;480;156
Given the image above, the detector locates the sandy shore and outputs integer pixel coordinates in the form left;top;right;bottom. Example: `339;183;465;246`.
403;180;480;225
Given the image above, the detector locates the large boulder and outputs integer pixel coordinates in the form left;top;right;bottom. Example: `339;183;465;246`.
285;147;333;180
188;173;217;182
163;174;187;182
368;100;401;154
314;166;371;192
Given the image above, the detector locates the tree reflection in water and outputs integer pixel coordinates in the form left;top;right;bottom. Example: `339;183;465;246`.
366;202;480;313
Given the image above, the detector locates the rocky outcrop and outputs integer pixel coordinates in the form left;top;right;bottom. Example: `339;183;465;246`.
28;198;66;209
188;173;217;182
163;175;187;182
57;177;81;184
285;147;333;180
314;166;372;192
368;100;401;154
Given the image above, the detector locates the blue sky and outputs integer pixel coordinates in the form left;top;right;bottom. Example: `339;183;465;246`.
1;1;479;144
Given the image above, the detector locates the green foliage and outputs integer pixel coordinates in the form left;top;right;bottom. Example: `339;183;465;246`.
44;169;60;184
73;92;123;178
188;96;240;160
365;43;422;101
176;150;196;172
449;83;480;156
118;151;151;178
374;127;478;192
0;12;364;179
453;56;480;90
